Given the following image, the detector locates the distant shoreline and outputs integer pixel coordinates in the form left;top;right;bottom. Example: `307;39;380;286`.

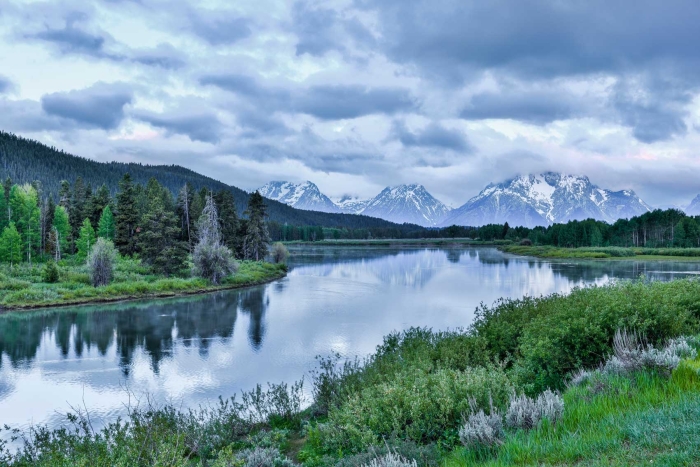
500;244;700;261
283;238;512;247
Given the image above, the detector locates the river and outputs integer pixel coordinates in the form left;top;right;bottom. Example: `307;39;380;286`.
1;246;700;435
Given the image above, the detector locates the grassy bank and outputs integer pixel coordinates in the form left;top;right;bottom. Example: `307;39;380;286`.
501;244;700;260
0;259;287;311
2;278;700;466
284;238;513;247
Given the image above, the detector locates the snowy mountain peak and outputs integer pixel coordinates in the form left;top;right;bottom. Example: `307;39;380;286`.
441;172;651;228
362;184;451;226
258;181;340;213
334;195;371;215
686;195;700;216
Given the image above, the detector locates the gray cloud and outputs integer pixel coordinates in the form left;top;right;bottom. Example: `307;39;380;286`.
291;1;375;57
135;111;224;143
391;120;473;152
612;75;693;143
460;89;578;124
33;23;106;57
188;10;251;45
294;85;414;120
0;76;14;94
0;99;75;132
41;82;133;130
361;0;700;80
130;44;186;69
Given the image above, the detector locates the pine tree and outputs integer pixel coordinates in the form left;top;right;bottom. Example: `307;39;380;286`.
139;200;188;276
52;205;70;259
0;222;22;266
90;184;110;228
244;191;270;261
214;189;239;250
58;180;71;210
3;177;12;223
69;177;86;252
76;218;96;260
97;205;116;241
115;173;139;256
0;188;8;233
176;183;195;252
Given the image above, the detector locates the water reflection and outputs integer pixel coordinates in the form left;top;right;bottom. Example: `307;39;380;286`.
2;247;700;434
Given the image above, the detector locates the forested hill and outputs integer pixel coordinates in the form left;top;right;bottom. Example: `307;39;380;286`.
0;131;421;231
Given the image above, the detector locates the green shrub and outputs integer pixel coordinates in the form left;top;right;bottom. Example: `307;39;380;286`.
472;279;700;393
315;365;512;453
41;261;59;283
3;287;59;304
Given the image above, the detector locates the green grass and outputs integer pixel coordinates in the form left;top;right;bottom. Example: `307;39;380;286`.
0;259;286;310
446;357;700;466
502;244;700;260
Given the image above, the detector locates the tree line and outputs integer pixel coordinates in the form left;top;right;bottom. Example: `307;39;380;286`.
459;209;700;248
0;173;272;275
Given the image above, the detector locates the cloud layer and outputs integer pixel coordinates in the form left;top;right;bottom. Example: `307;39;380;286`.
1;0;699;207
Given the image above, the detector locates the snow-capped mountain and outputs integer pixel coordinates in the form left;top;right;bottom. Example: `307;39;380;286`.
686;195;700;216
441;173;651;228
258;181;340;213
334;195;371;214
361;184;451;226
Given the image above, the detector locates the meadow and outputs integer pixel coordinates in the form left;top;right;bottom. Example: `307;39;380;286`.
0;258;287;310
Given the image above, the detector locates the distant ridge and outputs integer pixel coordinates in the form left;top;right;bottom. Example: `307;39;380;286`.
0;131;422;231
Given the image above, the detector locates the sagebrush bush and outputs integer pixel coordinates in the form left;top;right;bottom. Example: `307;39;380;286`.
271;242;289;264
505;390;564;430
213;446;296;467
361;451;418;467
87;238;117;287
459;407;504;448
317;365;512;453
193;242;237;285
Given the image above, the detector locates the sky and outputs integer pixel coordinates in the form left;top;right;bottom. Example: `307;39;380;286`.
1;0;700;208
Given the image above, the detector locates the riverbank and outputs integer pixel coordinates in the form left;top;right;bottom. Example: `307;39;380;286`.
284;238;512;247
2;278;700;466
0;260;287;312
501;244;700;260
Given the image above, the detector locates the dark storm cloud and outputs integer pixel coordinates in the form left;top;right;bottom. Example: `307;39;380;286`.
134;111;224;144
41;82;133;130
460;90;577;124
294;85;414;120
391;120;473;152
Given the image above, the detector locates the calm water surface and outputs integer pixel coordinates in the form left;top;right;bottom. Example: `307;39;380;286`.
2;246;700;434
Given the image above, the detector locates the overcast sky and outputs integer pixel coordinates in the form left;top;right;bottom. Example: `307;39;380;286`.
1;0;700;207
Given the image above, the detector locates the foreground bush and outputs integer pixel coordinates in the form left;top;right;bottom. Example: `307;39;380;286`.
472;279;700;393
314;365;512;453
271;242;290;264
87;238;117;286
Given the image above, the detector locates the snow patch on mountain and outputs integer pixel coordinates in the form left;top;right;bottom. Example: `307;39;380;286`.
361;184;451;226
258;181;340;213
441;172;651;228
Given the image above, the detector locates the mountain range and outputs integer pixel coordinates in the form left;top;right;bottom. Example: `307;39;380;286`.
259;182;450;226
261;173;666;228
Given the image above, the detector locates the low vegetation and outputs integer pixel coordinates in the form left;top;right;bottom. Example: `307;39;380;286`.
501;244;700;260
0;259;286;309
2;278;700;465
